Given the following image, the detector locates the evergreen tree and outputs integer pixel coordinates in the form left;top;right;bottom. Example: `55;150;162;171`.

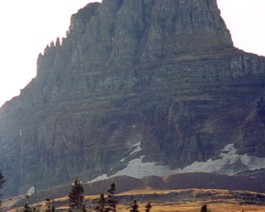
68;178;86;212
0;171;4;191
145;202;152;212
0;171;4;211
23;195;31;212
95;193;106;212
130;200;139;212
200;204;207;212
105;182;118;212
23;203;31;212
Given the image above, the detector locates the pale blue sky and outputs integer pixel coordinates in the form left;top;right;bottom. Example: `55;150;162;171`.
0;0;264;106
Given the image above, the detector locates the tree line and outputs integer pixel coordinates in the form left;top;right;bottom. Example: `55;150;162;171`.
0;171;150;211
0;171;210;212
22;178;152;212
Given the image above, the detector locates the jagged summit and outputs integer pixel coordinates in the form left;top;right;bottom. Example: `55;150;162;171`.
1;0;265;197
37;0;233;74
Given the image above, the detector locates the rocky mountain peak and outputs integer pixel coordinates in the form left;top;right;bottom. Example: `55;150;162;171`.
38;0;233;75
85;0;232;63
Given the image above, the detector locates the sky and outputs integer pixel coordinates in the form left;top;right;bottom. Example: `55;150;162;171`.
0;0;264;107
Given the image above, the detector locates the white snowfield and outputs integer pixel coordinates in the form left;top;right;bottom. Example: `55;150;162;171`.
89;143;265;183
178;144;265;175
26;186;36;196
120;142;142;162
129;142;142;155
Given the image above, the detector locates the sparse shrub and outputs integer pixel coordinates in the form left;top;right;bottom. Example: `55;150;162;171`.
145;202;152;212
130;200;139;212
200;204;207;212
45;198;56;212
95;193;106;212
23;195;31;212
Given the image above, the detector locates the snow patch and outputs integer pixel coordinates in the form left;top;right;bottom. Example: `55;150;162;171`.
26;186;36;196
89;144;265;182
113;155;172;179
120;157;126;162
89;155;172;182
120;142;142;162
178;144;265;175
130;142;142;155
90;174;108;183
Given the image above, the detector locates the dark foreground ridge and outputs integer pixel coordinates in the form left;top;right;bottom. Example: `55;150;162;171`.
28;173;265;200
4;173;265;210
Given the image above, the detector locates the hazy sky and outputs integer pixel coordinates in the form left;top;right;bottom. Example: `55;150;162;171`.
0;0;264;106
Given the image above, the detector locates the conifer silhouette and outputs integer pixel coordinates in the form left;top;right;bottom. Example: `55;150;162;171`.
200;204;207;212
95;193;106;212
0;171;4;211
68;178;86;212
130;200;139;212
145;202;152;212
23;195;31;212
105;182;118;212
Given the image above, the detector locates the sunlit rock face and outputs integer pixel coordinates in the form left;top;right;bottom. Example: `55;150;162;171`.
1;0;265;197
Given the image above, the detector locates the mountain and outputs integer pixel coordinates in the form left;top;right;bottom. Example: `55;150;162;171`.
1;0;265;197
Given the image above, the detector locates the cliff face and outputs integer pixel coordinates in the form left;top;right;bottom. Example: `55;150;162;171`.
1;0;265;196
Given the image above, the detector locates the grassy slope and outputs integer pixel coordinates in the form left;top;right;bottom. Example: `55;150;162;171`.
5;188;265;211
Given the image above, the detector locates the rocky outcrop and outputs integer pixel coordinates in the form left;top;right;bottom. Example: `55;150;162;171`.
1;0;265;197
